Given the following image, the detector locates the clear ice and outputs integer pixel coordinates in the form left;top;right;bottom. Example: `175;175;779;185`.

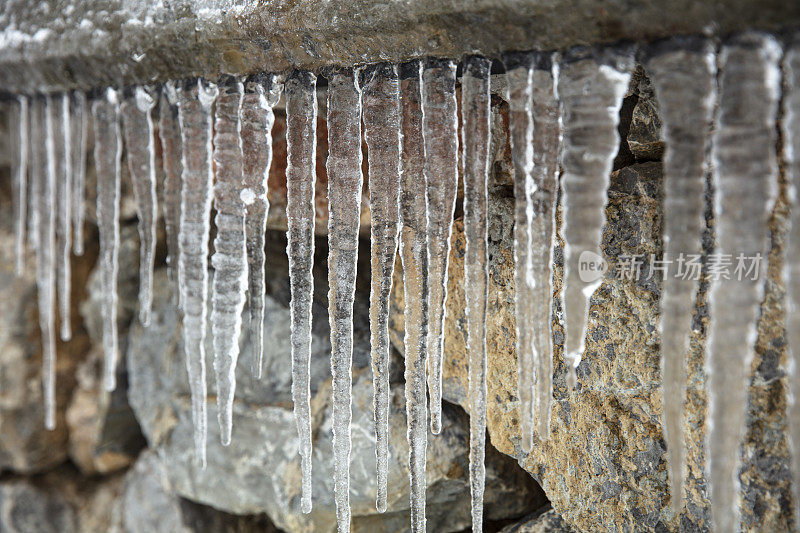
159;82;183;303
57;93;72;341
14;95;29;276
71;91;88;257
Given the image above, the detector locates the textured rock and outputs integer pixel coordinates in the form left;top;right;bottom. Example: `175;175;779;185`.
0;481;77;533
626;67;664;161
499;507;574;533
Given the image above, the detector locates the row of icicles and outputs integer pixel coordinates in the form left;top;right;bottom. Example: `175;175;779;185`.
6;30;800;532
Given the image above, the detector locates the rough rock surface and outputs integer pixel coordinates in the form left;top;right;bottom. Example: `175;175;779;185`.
499;507;574;532
0;481;77;533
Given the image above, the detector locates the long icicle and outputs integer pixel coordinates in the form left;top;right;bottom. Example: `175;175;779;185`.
212;77;247;447
121;87;158;326
57;93;72;341
783;35;800;529
241;73;281;378
326;68;363;533
462;56;491;533
708;33;781;532
399;60;430;533
159;82;183;303
14;95;29;276
92;89;123;392
421;57;459;435
646;37;716;515
285;70;317;513
28;99;41;257
361;63;402;513
178;79;219;467
559;47;633;389
71;91;88;257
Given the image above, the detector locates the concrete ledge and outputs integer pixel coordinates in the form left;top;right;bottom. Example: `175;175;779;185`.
1;0;799;94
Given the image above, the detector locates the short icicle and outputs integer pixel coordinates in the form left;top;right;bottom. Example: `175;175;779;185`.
326;68;363;533
57;93;72;341
177;79;219;467
707;33;781;532
121;87;158;326
399;60;430;533
14;95;29;276
646;37;716;514
462;56;492;533
92;89;123;393
211;77;247;447
361;62;402;513
241;73;281;378
285;70;317;513
159;82;183;303
559;46;633;389
421;57;459;435
71;91;88;257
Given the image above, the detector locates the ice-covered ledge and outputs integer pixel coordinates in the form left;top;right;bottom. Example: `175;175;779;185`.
1;0;799;94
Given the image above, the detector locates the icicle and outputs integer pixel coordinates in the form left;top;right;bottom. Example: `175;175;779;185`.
559;47;633;390
35;97;58;429
421;57;459;435
399;60;429;533
93;89;123;392
28;99;41;256
121;87;158;327
784;36;800;530
326;68;363;533
211;77;247;447
285;70;317;514
177;79;218;467
361;63;402;513
708;33;780;532
241;73;281;378
646;37;716;515
462;56;491;533
71;92;88;257
159;82;183;303
57;94;72;341
14;95;29;276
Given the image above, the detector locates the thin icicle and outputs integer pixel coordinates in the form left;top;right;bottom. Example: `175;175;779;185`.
399;60;429;533
559;47;633;390
121;87;158;326
241;73;281;378
159;82;183;303
14;95;29;276
462;56;491;533
178;79;218;468
646;37;716;514
708;33;780;532
28;99;40;256
326;68;363;533
57;94;72;341
35;97;57;429
71;92;88;257
93;89;123;392
285;70;317;514
783;36;800;530
421;57;459;435
211;78;247;447
362;63;402;513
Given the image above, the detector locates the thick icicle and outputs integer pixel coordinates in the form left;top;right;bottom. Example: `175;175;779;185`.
559;47;633;390
35;97;58;429
361;63;402;513
57;94;72;341
784;36;800;529
92;89;123;393
399;60;430;533
211;78;247;447
71;92;88;257
159;82;183;302
121;87;158;326
326;68;363;533
646;37;716;514
421;57;459;434
708;33;780;532
241;74;281;378
14;95;29;276
178;79;219;467
462;56;491;533
285;70;317;514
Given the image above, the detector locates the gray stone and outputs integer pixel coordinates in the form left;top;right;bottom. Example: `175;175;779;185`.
0;482;77;533
499;508;574;533
627;67;664;161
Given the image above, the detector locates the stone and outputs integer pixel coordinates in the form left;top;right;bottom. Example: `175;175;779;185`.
0;481;77;533
499;508;574;532
627;67;664;161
